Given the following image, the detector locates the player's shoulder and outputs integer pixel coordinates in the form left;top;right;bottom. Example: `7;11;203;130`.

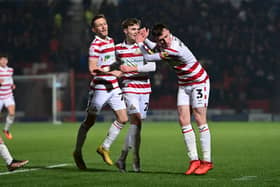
8;67;14;72
115;41;129;51
0;66;13;72
115;42;122;48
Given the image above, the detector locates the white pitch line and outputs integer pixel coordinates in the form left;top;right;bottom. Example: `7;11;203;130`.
232;176;257;181
0;163;69;176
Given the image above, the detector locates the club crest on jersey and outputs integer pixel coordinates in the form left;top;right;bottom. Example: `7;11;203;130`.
129;104;136;111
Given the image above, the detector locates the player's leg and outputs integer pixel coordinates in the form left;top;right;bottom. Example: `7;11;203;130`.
116;93;141;172
0;136;28;171
73;90;103;170
130;114;142;172
191;80;213;174
177;86;200;175
3;97;15;139
97;89;127;166
131;94;149;172
73;113;96;170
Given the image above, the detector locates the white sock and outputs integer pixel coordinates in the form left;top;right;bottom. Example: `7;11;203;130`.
198;124;211;162
102;120;124;150
132;124;141;162
0;143;13;165
182;125;198;161
123;124;137;151
118;124;138;161
4;115;15;131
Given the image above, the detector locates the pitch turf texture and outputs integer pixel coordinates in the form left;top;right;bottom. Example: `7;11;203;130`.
0;121;279;187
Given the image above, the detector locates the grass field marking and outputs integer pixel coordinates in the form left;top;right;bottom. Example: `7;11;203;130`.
45;163;69;168
0;168;39;176
232;176;257;181
0;163;70;176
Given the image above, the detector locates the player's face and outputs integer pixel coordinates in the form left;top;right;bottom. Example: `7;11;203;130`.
156;28;172;48
0;57;8;68
124;24;140;43
92;18;108;39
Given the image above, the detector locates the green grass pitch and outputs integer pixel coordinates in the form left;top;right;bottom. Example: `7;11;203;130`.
0;121;279;187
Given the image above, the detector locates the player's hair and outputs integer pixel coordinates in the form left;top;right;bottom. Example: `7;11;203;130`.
91;14;107;28
151;23;169;38
121;18;141;29
0;52;9;59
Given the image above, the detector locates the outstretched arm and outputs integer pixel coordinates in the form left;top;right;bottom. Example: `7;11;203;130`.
120;62;156;73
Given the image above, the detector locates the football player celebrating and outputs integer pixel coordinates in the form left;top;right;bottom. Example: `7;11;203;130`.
136;24;213;175
115;18;156;172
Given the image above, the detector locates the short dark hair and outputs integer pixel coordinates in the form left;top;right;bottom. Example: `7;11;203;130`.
151;23;169;38
91;14;106;28
0;52;9;59
121;18;141;29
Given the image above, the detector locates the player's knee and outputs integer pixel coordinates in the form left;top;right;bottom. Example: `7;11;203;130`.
82;114;96;129
130;114;142;125
117;115;128;124
87;106;99;116
178;114;190;126
193;109;207;125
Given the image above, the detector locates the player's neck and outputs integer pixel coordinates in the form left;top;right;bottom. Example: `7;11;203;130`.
125;39;135;45
97;34;108;40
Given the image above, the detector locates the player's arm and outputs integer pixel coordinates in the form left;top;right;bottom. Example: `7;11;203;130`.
0;79;3;86
106;70;122;77
90;58;122;77
88;57;103;75
120;62;156;73
137;43;168;62
89;59;122;77
11;78;16;90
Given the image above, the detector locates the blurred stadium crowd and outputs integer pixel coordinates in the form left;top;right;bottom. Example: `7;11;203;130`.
0;0;279;113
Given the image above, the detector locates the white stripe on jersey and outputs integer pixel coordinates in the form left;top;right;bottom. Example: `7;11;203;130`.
164;35;209;86
88;35;119;90
115;42;151;94
0;67;14;99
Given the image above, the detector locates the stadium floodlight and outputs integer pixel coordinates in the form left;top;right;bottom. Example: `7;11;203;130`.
13;74;62;124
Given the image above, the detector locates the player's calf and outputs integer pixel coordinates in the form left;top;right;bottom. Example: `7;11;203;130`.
73;151;87;170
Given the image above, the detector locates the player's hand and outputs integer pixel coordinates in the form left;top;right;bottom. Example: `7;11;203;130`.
136;28;149;43
11;84;16;90
159;52;170;60
109;70;122;77
164;49;179;57
160;50;180;60
120;65;137;72
91;67;103;75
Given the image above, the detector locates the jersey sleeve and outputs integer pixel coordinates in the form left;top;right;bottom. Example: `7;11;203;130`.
89;43;100;59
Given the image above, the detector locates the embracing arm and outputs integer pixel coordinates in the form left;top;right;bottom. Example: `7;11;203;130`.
120;61;156;73
88;57;103;75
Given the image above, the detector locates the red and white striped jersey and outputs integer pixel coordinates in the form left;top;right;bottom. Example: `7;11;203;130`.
143;35;209;86
89;35;119;91
0;66;14;99
163;35;209;86
115;42;151;94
